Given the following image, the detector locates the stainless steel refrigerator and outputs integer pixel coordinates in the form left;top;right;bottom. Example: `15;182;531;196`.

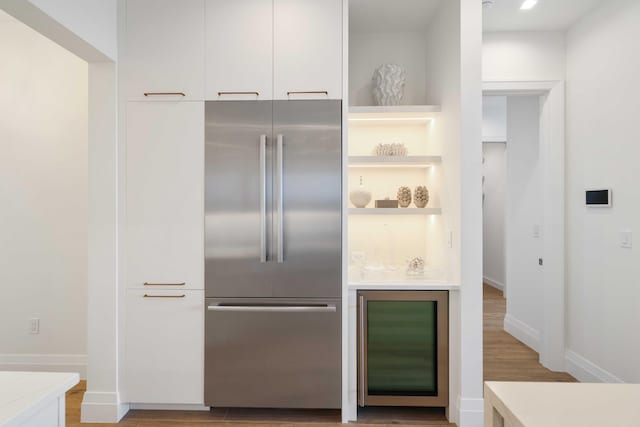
204;100;342;409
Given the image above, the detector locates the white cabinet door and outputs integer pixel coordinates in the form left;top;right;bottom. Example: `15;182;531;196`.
126;102;204;290
124;290;204;404
126;0;205;101
205;0;273;100
273;0;342;100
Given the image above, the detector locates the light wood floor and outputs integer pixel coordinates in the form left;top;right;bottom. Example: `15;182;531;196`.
483;284;575;383
65;285;573;427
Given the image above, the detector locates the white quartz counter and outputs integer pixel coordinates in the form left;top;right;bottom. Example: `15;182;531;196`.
485;381;640;427
348;281;460;291
0;371;79;427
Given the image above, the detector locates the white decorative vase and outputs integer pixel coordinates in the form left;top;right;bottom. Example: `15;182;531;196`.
414;186;430;208
372;64;406;106
349;176;372;208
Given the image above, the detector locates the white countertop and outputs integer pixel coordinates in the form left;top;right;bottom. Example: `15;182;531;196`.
485;381;640;427
0;371;79;427
348;281;460;291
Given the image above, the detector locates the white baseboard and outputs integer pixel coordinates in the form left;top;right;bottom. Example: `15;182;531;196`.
81;391;129;423
503;314;540;353
483;276;504;292
455;396;484;427
0;354;86;379
129;403;209;411
565;350;624;383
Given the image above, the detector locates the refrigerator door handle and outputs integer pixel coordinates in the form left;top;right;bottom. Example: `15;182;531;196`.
359;295;366;406
260;134;267;263
207;304;336;313
276;134;284;263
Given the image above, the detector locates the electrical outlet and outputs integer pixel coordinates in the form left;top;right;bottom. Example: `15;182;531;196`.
29;318;39;334
620;230;633;249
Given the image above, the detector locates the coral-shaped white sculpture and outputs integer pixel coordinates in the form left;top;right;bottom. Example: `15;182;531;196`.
372;64;406;106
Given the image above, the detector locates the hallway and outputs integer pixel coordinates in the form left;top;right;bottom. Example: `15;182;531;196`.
483;284;575;382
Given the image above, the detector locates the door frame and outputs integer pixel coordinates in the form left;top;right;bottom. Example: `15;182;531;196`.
483;80;566;372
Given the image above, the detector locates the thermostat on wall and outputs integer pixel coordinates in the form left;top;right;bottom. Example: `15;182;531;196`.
586;189;612;207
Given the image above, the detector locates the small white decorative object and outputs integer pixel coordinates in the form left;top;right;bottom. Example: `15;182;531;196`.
349;176;372;208
407;257;426;276
374;143;408;157
414;186;430;208
372;64;406;106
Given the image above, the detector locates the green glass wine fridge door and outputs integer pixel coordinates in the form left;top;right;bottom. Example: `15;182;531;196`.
358;291;448;407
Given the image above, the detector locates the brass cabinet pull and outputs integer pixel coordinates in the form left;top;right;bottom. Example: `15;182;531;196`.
144;282;186;286
286;91;328;96
143;294;186;298
218;91;259;96
143;92;186;97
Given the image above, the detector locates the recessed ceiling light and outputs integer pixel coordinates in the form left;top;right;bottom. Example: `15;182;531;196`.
521;0;538;10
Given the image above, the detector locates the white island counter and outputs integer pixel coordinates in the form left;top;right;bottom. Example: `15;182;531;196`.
485;381;640;427
0;371;79;427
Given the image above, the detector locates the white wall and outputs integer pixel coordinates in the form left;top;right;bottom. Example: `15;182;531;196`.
0;16;88;376
504;96;543;351
427;0;484;425
349;31;429;106
483;31;565;81
0;0;118;61
565;0;640;383
28;0;117;59
483;96;506;141
482;142;506;290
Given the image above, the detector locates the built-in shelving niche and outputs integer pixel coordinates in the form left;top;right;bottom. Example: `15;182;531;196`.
347;105;446;285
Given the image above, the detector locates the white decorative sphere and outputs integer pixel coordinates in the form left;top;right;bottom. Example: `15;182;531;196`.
350;188;372;208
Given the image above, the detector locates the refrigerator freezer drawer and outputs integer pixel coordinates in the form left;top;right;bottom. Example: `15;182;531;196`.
205;298;341;408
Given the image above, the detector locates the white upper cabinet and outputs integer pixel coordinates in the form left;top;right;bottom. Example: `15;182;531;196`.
125;0;205;101
126;102;204;290
205;0;273;100
273;0;342;100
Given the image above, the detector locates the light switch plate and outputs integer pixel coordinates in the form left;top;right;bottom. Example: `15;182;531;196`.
533;225;541;238
620;230;633;249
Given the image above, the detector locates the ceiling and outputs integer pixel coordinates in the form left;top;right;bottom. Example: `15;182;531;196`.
483;0;605;32
350;0;442;33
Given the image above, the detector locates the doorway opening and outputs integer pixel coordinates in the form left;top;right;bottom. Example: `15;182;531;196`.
0;8;89;378
482;84;572;382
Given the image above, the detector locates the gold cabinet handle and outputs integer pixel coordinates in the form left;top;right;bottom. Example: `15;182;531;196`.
143;294;186;298
143;92;186;97
218;91;259;96
144;282;186;286
287;91;328;96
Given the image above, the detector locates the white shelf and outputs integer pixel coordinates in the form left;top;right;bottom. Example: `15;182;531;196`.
348;105;440;125
349;208;441;216
349;105;441;116
348;282;459;291
349;156;441;168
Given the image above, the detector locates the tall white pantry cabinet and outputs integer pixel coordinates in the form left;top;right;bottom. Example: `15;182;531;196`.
122;0;343;405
